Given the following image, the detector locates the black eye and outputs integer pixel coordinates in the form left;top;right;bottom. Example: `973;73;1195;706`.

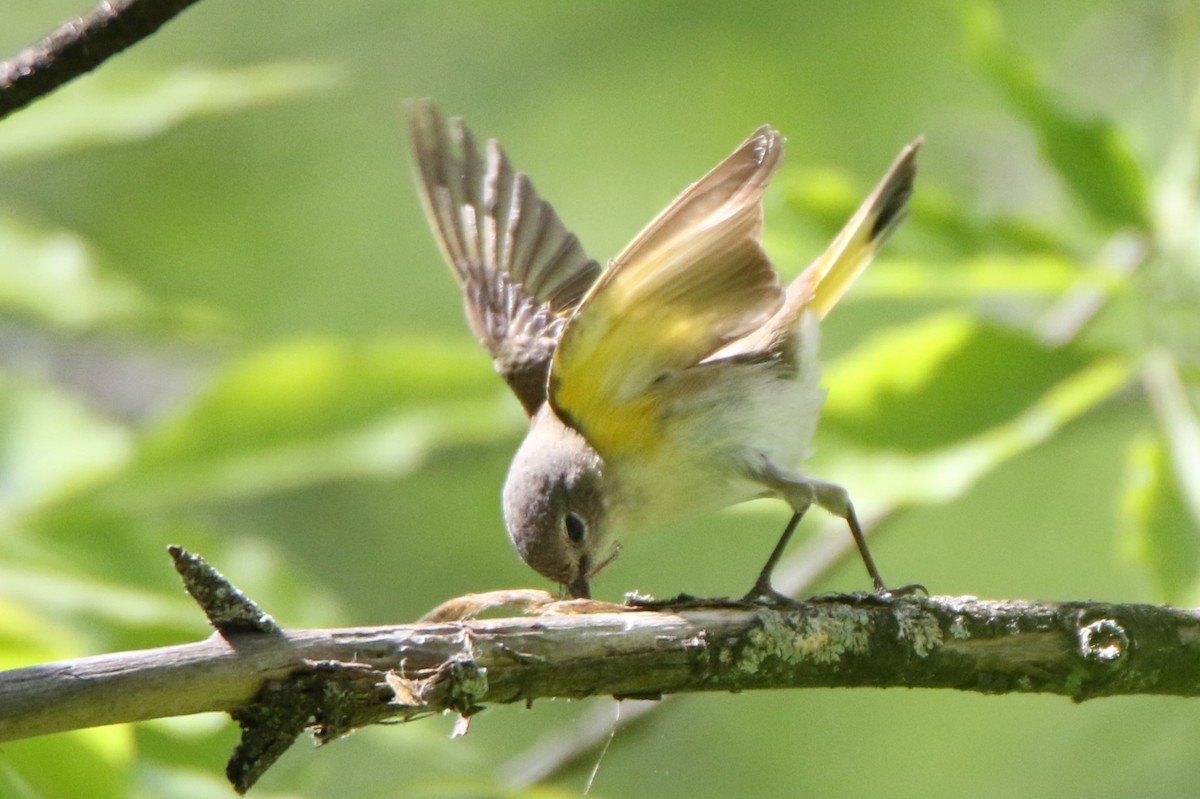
564;512;587;543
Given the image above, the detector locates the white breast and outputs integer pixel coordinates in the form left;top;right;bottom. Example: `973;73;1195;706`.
603;323;826;536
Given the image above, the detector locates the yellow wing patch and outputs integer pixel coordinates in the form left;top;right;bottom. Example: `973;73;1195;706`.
550;127;787;457
792;138;922;319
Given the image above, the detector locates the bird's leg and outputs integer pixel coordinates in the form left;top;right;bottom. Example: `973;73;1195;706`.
751;465;924;598
808;478;925;597
742;507;808;604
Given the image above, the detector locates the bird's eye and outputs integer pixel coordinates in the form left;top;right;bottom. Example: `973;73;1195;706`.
564;512;587;543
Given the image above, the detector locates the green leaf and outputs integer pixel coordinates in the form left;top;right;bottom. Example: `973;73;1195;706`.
130;763;265;799
0;595;86;670
4;504;346;647
97;337;519;507
0;560;199;641
1140;352;1200;526
900;186;1071;257
0;210;226;333
778;166;1070;257
1;509;201;651
0;729;133;799
964;3;1149;230
0;211;147;329
816;355;1132;508
0;63;340;164
847;253;1114;304
0;371;133;521
1118;434;1200;603
822;312;1091;450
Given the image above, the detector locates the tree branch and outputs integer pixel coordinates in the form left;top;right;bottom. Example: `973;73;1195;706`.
0;0;205;120
6;593;1197;743
498;509;895;788
3;549;1198;792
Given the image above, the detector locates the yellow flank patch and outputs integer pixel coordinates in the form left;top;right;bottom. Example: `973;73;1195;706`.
552;242;782;457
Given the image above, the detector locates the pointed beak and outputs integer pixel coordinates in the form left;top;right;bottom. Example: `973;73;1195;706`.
567;574;591;599
566;544;620;598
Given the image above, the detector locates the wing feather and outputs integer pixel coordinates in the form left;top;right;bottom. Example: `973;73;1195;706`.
407;100;602;414
789;138;921;318
714;138;921;363
550;127;786;453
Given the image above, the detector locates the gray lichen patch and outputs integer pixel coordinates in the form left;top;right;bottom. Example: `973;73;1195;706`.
445;659;490;711
894;604;943;658
734;605;875;672
948;615;970;640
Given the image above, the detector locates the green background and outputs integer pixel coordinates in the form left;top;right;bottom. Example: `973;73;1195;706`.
2;1;1199;797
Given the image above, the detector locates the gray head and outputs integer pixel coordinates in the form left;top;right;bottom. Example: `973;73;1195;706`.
502;407;616;598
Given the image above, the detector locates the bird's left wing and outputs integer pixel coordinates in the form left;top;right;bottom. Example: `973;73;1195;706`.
407;100;602;414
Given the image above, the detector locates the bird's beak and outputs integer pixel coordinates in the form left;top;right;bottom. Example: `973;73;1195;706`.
567;574;591;599
568;554;591;598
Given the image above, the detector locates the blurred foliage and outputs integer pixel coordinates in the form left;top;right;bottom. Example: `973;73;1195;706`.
1119;434;1200;605
1;1;1199;798
965;2;1151;230
0;63;339;165
0;211;159;331
97;337;516;507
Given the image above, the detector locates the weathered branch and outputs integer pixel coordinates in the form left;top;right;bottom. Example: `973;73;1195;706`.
0;0;205;120
6;593;1198;743
2;548;1199;792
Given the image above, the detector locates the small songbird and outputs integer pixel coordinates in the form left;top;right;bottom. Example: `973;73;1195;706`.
407;100;920;600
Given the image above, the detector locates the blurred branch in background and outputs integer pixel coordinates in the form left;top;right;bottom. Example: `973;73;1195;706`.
0;320;211;423
0;0;206;120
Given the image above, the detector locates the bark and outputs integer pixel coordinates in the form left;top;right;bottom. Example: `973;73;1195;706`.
3;550;1198;792
0;0;205;119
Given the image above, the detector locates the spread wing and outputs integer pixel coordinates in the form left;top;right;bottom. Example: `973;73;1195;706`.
789;137;921;318
722;138;921;360
406;99;602;415
549;126;786;455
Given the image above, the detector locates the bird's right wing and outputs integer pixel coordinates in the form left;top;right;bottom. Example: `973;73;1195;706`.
548;126;786;456
719;138;921;362
789;138;921;318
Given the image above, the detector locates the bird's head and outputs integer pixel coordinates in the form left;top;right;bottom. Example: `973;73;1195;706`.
502;408;619;598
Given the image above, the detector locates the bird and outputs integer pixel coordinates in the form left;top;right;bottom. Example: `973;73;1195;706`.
406;99;920;600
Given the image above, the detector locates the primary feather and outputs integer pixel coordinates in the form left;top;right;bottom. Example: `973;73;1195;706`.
406;99;602;414
549;127;787;454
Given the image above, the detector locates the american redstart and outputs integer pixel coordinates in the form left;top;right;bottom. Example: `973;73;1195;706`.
407;100;920;600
